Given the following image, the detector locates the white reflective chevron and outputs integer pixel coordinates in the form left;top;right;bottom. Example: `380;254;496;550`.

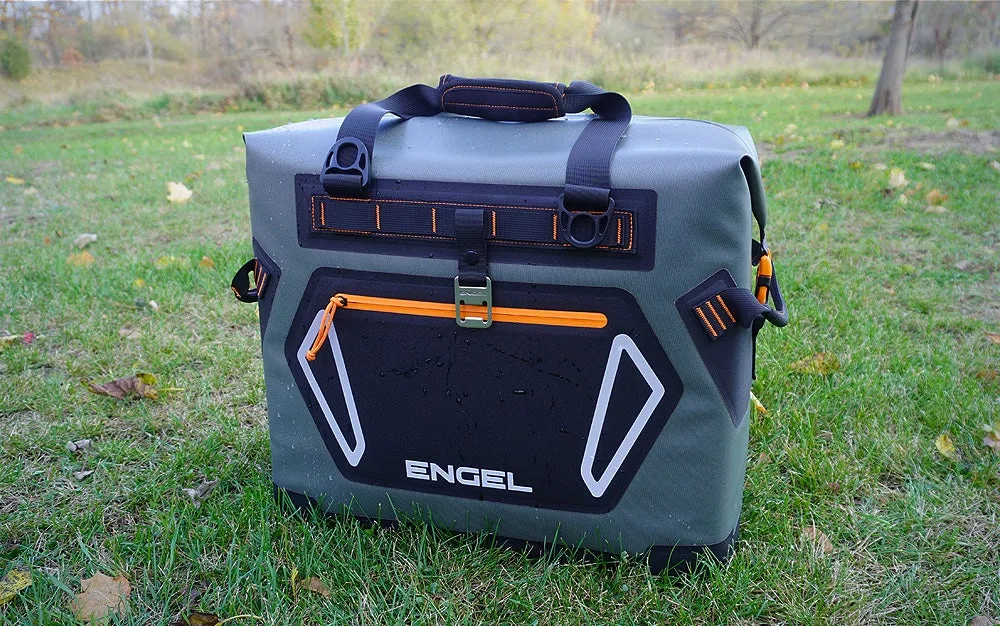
296;310;366;466
580;333;665;498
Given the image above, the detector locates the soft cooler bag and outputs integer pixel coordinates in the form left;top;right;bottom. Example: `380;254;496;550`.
232;75;788;572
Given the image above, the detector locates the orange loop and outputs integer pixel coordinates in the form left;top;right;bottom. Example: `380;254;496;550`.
305;294;347;361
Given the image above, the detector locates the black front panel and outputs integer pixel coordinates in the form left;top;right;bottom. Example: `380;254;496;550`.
285;268;682;513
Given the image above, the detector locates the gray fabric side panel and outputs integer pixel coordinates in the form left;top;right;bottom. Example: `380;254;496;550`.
246;114;757;552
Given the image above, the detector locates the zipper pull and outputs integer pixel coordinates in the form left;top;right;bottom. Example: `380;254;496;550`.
306;294;347;361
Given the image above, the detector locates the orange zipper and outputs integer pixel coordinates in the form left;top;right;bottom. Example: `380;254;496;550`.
306;292;607;361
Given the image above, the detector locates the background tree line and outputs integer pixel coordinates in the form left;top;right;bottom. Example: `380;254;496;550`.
1;0;998;96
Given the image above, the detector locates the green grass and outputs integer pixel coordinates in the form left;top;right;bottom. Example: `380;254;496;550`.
2;80;999;624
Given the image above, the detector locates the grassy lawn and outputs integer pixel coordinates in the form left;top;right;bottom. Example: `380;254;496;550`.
2;79;999;624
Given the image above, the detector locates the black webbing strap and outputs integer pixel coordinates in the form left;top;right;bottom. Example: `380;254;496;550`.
561;81;631;211
323;84;440;189
230;258;268;303
325;76;631;247
455;208;488;287
309;194;636;252
718;272;788;330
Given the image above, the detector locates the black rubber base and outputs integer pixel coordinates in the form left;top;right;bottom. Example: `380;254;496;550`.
273;485;738;574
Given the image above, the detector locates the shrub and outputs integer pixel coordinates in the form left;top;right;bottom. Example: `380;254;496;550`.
61;47;85;67
980;53;1000;75
1;37;31;81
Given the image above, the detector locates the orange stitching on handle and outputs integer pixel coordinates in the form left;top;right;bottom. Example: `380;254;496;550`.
440;85;558;116
694;307;718;338
445;102;555;112
492;211;497;237
617;218;622;245
552;214;557;241
257;273;268;296
706;301;727;330
716;295;736;323
432;207;437;233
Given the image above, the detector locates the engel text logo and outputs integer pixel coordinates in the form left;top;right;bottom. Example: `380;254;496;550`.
404;460;533;493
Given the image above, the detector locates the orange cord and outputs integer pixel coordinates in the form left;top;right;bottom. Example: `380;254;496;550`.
305;294;347;361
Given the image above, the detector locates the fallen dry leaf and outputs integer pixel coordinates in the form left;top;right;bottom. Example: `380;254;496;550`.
0;569;32;605
169;611;222;626
86;373;158;400
935;433;962;461
5;175;25;185
73;233;97;249
67;251;95;267
888;168;907;189
73;469;94;481
183;479;219;504
119;327;142;340
917;162;936;170
977;369;999;385
750;391;767;415
801;525;833;554
198;256;215;269
69;572;131;621
925;189;947;205
983;423;1000;452
789;352;841;375
986;332;1000;345
166;181;193;203
0;331;35;351
924;205;948;214
155;255;192;270
66;439;92;453
148;300;160;312
302;576;331;599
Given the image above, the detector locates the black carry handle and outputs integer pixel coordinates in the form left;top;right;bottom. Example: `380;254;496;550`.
322;75;632;248
438;75;567;122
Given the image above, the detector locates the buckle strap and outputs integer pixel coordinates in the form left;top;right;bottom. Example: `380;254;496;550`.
231;258;269;303
454;208;492;329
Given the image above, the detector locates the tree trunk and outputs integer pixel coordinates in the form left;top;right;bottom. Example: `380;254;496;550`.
2;0;16;37
284;24;295;67
868;0;920;117
143;7;155;75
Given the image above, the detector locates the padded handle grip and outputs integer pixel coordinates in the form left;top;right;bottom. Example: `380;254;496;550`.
438;75;566;123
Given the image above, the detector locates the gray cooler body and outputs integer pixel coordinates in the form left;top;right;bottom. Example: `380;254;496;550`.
237;77;785;571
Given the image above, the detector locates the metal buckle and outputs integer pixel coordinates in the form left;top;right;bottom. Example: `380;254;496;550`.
454;276;492;329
